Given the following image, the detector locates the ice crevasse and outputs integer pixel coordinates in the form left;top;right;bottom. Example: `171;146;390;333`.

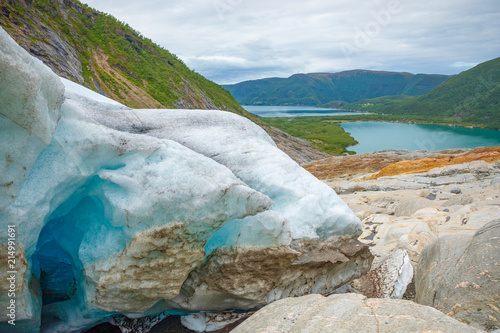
0;27;372;332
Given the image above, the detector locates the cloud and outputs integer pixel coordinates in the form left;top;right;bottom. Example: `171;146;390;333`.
451;61;479;68
81;0;500;84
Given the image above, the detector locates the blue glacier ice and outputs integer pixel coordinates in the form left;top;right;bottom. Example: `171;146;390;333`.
0;27;369;332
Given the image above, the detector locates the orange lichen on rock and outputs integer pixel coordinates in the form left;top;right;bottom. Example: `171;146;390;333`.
304;155;404;180
367;146;500;180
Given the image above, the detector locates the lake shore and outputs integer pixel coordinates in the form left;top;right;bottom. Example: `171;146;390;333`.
247;104;499;130
330;113;499;129
261;116;500;157
246;105;500;158
339;121;500;154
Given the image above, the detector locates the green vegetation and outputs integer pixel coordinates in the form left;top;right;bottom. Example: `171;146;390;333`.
340;58;500;129
316;114;485;127
318;100;349;108
261;116;358;155
261;110;500;156
0;0;245;114
341;95;417;113
224;71;449;106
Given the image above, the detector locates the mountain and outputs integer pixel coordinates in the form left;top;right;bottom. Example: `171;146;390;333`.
342;57;500;129
223;70;450;106
0;0;329;163
0;0;244;112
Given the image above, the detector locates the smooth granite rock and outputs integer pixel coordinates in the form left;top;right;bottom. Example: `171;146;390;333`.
231;293;484;333
393;198;434;216
416;220;500;331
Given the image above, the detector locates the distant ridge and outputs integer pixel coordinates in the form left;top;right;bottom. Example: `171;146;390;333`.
223;70;450;106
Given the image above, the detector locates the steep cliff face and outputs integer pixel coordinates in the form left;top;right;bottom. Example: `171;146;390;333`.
0;0;328;164
0;0;243;112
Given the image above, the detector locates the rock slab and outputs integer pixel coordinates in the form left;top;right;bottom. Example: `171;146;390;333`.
232;293;483;333
416;220;500;331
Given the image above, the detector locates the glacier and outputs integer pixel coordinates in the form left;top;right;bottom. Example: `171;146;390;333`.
0;27;371;332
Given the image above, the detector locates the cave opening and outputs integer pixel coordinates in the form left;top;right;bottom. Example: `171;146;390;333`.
33;195;107;306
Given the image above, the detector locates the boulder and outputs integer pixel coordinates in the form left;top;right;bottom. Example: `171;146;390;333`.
394;198;434;216
427;160;497;178
415;220;500;331
171;238;372;311
442;194;474;207
231;293;483;333
364;212;439;266
491;176;500;186
366;152;500;180
110;312;169;333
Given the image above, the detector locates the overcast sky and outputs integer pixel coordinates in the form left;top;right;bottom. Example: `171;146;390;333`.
81;0;500;84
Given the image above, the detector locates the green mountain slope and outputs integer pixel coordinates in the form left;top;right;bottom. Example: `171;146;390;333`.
342;57;500;129
223;70;449;106
0;0;244;113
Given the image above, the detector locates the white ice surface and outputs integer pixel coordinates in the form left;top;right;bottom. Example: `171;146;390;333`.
0;28;65;212
181;313;243;332
89;108;362;240
391;250;414;299
60;77;129;111
1;26;271;331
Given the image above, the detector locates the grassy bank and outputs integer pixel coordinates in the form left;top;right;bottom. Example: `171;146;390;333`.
319;113;495;128
261;113;500;156
261;117;359;155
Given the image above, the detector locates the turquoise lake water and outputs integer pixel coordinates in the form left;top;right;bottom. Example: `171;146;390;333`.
243;105;369;117
341;121;500;154
243;106;500;153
